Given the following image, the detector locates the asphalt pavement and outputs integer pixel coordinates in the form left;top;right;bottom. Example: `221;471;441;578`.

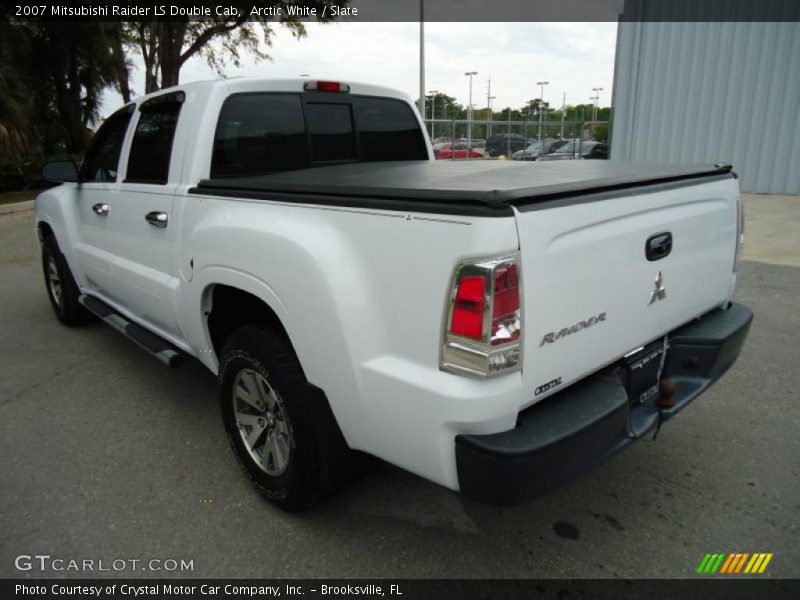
0;194;798;579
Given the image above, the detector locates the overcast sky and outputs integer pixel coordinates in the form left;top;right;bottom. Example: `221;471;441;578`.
100;22;618;118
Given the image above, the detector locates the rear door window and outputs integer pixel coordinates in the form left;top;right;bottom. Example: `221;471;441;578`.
126;92;184;184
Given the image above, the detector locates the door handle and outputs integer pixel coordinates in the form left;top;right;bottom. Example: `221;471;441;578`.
145;211;168;228
91;203;109;216
645;232;673;261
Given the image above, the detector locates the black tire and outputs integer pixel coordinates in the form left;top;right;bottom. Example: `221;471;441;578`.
219;323;324;511
41;234;93;326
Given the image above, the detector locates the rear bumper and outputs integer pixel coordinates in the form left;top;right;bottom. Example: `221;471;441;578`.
455;302;753;506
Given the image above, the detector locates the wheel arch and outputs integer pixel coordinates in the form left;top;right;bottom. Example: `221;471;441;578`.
205;283;292;363
203;280;353;490
37;220;55;242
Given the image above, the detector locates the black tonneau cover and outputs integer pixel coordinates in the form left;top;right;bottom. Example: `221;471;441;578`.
190;160;733;217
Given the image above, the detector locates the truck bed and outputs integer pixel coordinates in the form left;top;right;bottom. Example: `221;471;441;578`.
190;160;734;216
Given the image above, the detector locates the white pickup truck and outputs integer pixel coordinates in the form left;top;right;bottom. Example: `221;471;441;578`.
36;78;752;510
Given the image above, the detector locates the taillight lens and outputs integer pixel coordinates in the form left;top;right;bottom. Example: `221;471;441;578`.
491;263;520;345
734;193;744;272
442;255;522;378
450;275;486;339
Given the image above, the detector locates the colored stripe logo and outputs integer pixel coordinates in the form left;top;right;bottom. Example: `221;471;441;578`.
696;552;773;574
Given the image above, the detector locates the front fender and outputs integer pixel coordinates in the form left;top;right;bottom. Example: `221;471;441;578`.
34;185;84;283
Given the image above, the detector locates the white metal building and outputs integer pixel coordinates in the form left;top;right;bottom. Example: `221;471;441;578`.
611;13;800;194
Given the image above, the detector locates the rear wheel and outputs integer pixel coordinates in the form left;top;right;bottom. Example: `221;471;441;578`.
41;234;93;326
231;368;293;478
219;324;324;511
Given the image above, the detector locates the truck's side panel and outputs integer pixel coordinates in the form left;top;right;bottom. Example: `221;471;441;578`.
176;193;521;488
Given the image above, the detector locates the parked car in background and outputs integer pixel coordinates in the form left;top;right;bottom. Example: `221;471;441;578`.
511;139;568;161
464;139;486;150
486;133;527;157
434;142;486;160
538;141;609;161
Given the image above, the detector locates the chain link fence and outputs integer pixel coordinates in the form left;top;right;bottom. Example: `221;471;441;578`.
423;118;612;160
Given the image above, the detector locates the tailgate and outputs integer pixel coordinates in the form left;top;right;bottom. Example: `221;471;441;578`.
516;175;739;406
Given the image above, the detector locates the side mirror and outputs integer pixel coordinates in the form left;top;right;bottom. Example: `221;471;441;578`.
42;161;80;183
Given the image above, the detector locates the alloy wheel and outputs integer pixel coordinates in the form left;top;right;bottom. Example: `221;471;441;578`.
232;368;292;476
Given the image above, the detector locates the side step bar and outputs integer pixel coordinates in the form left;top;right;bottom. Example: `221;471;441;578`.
79;295;185;367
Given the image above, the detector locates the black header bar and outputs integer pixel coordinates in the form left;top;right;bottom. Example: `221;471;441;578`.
3;579;800;600
4;0;800;23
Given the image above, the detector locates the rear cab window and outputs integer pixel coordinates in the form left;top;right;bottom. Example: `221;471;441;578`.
211;93;427;178
305;103;357;162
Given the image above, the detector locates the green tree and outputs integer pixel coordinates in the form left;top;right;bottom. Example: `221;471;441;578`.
594;123;609;143
126;1;350;92
27;23;119;153
495;107;525;121
0;20;123;155
109;24;134;103
424;92;464;120
519;98;552;120
0;22;36;157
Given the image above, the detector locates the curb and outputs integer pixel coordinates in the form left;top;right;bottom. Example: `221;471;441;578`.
0;199;35;216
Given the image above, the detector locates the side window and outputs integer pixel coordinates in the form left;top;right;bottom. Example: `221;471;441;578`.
80;107;133;182
126;93;184;184
353;97;427;162
212;94;308;177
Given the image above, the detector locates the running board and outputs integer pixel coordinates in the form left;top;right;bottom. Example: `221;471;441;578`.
79;295;184;367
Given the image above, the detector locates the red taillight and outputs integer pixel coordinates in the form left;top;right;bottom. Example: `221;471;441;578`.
303;80;350;93
442;255;523;378
491;263;520;345
450;275;486;339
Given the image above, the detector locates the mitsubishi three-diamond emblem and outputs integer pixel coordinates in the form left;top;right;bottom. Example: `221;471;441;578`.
648;271;667;305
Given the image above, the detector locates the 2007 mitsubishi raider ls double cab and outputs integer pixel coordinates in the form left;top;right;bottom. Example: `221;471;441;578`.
36;78;752;510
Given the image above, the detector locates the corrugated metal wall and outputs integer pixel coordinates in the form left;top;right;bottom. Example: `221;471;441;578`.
611;19;800;194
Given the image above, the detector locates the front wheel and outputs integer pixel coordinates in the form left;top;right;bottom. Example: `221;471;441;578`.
41;234;93;326
219;324;324;511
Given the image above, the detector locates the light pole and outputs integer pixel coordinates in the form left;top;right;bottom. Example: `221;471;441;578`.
591;87;603;136
487;95;495;136
537;81;549;139
486;76;495;137
465;71;478;147
589;97;598;140
560;92;566;138
428;90;438;139
418;0;425;117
